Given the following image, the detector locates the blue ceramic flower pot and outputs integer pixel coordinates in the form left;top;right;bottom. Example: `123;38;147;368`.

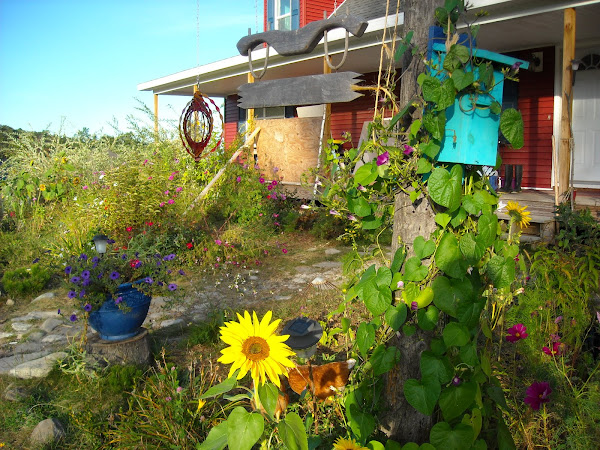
88;282;151;341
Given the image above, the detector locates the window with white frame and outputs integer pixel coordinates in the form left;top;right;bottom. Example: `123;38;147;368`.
275;0;292;30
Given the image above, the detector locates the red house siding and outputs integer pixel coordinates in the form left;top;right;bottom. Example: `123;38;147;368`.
303;0;338;25
499;46;555;189
224;94;240;148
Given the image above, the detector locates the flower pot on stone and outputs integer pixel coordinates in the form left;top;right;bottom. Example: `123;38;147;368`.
88;282;151;341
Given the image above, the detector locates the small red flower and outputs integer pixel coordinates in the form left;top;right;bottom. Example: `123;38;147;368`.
186;242;193;249
130;259;140;268
282;248;288;254
543;342;562;356
506;324;528;343
126;226;133;232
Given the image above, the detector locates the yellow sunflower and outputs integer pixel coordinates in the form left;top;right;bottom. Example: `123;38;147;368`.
218;310;295;387
506;201;531;229
332;437;368;450
39;184;47;191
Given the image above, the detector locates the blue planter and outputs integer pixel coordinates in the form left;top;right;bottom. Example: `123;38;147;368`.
88;282;151;341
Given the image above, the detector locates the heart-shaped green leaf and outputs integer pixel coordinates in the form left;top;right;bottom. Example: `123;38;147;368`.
198;420;228;450
420;351;453;385
278;412;308;450
486;255;515;289
500;108;524;149
357;322;376;358
404;378;441;415
227;407;265;450
443;322;470;347
429;422;474;450
435;232;467;279
413;236;436;260
439;381;477;422
363;283;392;316
417;305;439;331
371;344;401;376
385;303;408;331
428;165;462;213
404;257;428;282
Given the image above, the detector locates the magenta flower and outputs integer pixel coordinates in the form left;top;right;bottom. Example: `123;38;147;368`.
524;381;552;410
411;301;418;311
259;177;265;184
329;209;339;216
168;199;175;205
236;176;241;183
554;316;563;324
376;151;389;166
452;376;461;386
543;342;561;356
357;185;366;192
506;324;528;342
397;280;404;289
271;180;278;186
176;386;183;393
282;248;288;254
403;144;415;156
176;187;183;192
164;190;169;195
159;202;165;207
215;239;222;245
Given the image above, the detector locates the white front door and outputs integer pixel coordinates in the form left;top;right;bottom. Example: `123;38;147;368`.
572;69;600;187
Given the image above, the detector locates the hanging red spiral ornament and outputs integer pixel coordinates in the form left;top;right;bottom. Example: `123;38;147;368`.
179;89;223;161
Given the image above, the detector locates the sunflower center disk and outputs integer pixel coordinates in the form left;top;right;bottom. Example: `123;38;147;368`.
242;336;270;361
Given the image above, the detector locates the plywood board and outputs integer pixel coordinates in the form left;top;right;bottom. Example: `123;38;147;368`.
256;117;321;184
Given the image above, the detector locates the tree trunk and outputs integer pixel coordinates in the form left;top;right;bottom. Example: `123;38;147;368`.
381;0;442;443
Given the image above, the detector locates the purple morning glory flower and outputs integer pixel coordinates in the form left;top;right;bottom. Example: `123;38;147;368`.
79;253;88;261
168;283;177;291
79;290;86;298
376;151;389;166
70;276;81;284
512;61;523;70
57;309;61;315
411;301;419;311
67;291;77;299
82;279;90;286
403;144;415;156
70;314;78;322
121;254;127;260
65;266;72;275
110;271;120;280
452;376;462;386
107;239;115;244
84;303;92;312
97;272;104;279
145;277;153;284
157;281;164;286
32;258;40;264
92;256;100;264
114;296;122;304
81;270;90;279
178;269;185;276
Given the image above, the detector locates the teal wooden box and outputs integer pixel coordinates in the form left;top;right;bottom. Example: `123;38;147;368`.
430;42;529;166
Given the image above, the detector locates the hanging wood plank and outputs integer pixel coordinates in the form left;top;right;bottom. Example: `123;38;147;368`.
238;72;363;109
237;15;368;57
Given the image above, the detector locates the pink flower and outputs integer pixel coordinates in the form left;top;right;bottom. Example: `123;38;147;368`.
543;342;562;356
126;226;133;232
506;324;528;343
524;381;552;410
215;239;222;245
397;280;404;289
554;316;563;324
176;386;183;393
168;199;175;204
273;213;279;218
267;185;273;190
143;159;148;165
403;144;415;156
376;151;389;166
176;187;182;192
168;175;174;181
164;190;169;195
357;185;366;192
159;202;165;207
411;301;418;311
259;177;265;184
271;180;278;186
236;176;241;183
282;248;288;254
329;209;339;216
82;185;88;190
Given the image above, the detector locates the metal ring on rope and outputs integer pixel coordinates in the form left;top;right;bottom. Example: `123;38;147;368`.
248;44;270;79
324;28;349;71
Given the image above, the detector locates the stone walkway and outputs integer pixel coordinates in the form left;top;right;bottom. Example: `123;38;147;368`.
0;246;347;379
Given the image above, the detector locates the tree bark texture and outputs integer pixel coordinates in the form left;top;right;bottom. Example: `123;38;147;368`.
382;0;443;443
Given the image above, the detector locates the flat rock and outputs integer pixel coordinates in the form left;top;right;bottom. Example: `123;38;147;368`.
42;334;67;343
27;331;46;342
0;331;15;340
14;342;45;354
32;292;56;303
324;248;341;255
30;418;66;447
6;298;15;306
9;351;67;379
12;311;59;322
12;321;33;332
160;318;184;329
294;265;314;273
0;350;52;375
311;261;342;269
3;383;29;401
41;317;63;333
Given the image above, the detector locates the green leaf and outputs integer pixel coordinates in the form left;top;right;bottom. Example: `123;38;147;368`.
341;317;351;333
435;232;467;279
404;257;428;282
404;378;441;415
430;338;446;356
357;322;376;358
459;232;486;263
477;213;498;248
385;303;408;331
459;341;479;366
435;7;449;25
420;141;441;159
462;194;484;216
443;322;470;347
417;305;439;331
257;382;279;419
371;344;401;376
420;351;453;385
395;30;414;61
490;101;502;115
486;385;509;412
422;76;442;103
443;44;470;71
428;165;463;213
417;157;433;174
410;119;422;138
391;247;407;273
486;255;515;289
363;283;392;316
227;407;264;450
346;403;376;443
450;207;467;227
439;381;477;421
348;195;372;217
198;420;228;450
423;110;446;141
451;69;474;91
354;162;379;186
437;78;456;111
279;412;308;450
388;100;414;130
477;63;494;91
375;267;393;287
368;441;386;450
457;297;485;328
497;415;516;450
362;216;383;230
462;408;483;442
413;236;436;260
432;276;473;317
200;371;239;399
435;212;451;228
430;422;474;450
500;108;524;149
409;190;421;203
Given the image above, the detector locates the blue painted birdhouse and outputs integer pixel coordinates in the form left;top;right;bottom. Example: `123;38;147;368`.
427;29;529;166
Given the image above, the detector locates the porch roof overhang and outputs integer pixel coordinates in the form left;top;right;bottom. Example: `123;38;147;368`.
137;13;404;98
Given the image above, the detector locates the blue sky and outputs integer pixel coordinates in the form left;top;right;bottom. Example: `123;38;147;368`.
0;0;262;135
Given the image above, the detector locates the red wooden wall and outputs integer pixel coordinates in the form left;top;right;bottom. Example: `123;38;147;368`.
499;46;555;189
224;94;239;148
302;0;338;25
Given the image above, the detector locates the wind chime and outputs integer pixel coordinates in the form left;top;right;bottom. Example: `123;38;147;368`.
179;0;223;162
